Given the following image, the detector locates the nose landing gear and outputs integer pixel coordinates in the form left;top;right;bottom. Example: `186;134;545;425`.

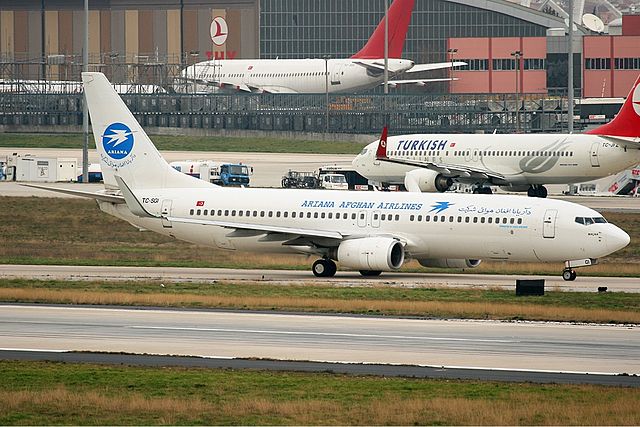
562;269;577;281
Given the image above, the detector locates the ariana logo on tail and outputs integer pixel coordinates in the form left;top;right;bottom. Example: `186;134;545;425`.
102;122;134;160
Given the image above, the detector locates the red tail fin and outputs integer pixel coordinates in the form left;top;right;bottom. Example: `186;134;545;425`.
350;0;415;59
376;127;389;159
586;75;640;138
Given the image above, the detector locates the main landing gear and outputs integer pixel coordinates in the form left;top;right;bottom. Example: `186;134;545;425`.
472;186;493;194
312;258;337;277
527;185;548;198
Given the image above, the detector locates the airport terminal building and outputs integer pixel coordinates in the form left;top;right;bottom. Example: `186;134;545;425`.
2;0;638;94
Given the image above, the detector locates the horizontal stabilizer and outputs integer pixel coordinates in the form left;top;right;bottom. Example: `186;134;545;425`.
20;183;125;204
405;62;467;73
388;78;457;87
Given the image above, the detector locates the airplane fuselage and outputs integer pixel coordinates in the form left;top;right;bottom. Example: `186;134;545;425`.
353;133;640;187
181;58;414;94
99;186;627;264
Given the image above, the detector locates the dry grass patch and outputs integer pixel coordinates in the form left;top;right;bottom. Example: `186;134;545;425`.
1;381;639;425
1;287;638;323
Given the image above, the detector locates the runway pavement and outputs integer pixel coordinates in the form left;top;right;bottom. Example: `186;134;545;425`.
1;264;638;292
0;304;638;385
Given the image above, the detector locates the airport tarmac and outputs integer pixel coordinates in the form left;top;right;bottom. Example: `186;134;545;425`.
0;304;638;376
1;264;638;292
0;147;353;189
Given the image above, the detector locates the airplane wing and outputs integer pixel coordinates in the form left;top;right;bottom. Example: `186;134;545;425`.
374;128;504;181
19;183;126;204
405;61;467;73
387;78;457;87
352;61;386;74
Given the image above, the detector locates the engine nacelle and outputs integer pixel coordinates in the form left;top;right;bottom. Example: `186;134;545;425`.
404;169;453;193
336;237;405;271
418;258;482;269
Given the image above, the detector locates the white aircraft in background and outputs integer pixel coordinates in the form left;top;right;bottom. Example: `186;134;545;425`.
352;75;640;197
26;72;630;282
178;0;464;94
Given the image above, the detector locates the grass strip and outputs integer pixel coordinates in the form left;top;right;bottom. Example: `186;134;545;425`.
1;279;639;323
0;360;638;425
0;133;366;154
1;197;639;276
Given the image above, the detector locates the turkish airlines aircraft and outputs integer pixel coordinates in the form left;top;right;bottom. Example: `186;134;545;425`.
353;75;640;197
30;73;630;282
178;0;464;94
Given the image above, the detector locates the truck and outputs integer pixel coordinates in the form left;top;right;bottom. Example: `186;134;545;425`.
317;165;373;190
170;160;251;186
281;169;348;190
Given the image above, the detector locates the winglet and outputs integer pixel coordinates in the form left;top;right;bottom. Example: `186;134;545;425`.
376;127;389;159
586;74;640;138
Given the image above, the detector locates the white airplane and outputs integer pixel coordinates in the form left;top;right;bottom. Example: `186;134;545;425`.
178;0;465;94
352;75;640;197
28;72;630;282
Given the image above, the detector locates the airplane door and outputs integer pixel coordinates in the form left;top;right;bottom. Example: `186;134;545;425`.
542;209;557;238
371;211;380;228
357;210;367;228
590;142;600;167
160;200;173;228
331;63;343;85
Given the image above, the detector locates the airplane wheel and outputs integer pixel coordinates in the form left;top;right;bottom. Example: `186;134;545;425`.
527;186;536;197
562;269;577;281
538;186;548;198
312;259;337;277
359;270;382;277
481;187;493;194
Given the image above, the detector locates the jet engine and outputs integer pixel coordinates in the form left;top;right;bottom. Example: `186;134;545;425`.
336;237;405;271
404;169;453;193
418;258;482;269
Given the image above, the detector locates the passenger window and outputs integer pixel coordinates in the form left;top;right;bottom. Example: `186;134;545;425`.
517;218;522;224
253;211;257;217
449;216;454;222
502;218;508;224
203;209;208;215
238;210;243;216
314;212;319;218
268;211;273;217
197;209;201;215
307;212;312;218
328;213;332;219
381;214;386;220
211;210;215;216
284;212;288;218
473;217;478;223
410;215;414;221
425;215;430;222
224;210;229;216
417;215;422;221
488;217;492;224
352;213;356;220
231;210;236;216
292;212;296;218
189;209;194;215
457;216;462;223
374;214;379;220
395;214;400;221
465;217;470;223
433;216;438;222
218;210;223;216
260;211;265;217
276;212;280;217
360;213;365;219
321;212;325;219
481;217;485;223
440;216;445;222
510;218;514;224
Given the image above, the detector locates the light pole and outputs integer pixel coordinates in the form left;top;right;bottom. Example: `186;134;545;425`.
447;48;458;93
511;50;523;132
324;55;330;134
383;0;389;94
567;0;574;133
190;51;199;94
82;0;89;184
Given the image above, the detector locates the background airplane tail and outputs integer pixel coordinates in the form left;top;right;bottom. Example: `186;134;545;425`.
586;75;640;138
350;0;414;59
82;72;210;191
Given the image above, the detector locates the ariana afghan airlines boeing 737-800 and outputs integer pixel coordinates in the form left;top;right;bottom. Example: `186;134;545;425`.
178;0;464;94
28;73;630;281
352;75;640;197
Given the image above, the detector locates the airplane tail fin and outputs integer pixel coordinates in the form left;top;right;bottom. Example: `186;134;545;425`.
82;72;211;191
376;126;389;159
586;74;640;139
350;0;414;59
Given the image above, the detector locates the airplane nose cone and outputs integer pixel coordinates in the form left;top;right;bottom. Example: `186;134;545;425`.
607;227;631;253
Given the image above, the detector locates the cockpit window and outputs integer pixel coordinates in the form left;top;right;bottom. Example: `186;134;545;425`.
359;148;368;156
575;216;608;225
